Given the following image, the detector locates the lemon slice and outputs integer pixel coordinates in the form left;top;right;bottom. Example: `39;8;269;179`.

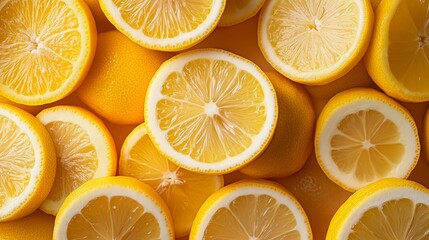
365;0;429;102
218;0;266;27
99;0;226;51
36;105;117;215
190;179;312;239
0;103;56;221
315;88;420;192
327;178;429;239
0;0;97;105
144;48;277;174
53;176;174;239
119;123;224;238
258;0;373;85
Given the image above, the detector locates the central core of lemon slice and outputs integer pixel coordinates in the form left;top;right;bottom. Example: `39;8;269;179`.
332;109;404;183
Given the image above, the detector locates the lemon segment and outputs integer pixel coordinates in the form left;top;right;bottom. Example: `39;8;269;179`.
119;123;224;237
0;103;56;221
0;0;96;105
145;48;277;173
99;0;226;51
258;0;373;84
315;88;420;191
190;179;312;239
53;176;174;239
327;178;429;239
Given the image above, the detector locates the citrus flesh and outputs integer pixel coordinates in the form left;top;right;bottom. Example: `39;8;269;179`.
258;0;373;84
53;176;174;239
37;106;117;215
0;103;56;221
99;0;226;51
0;0;96;105
315;88;420;191
120;123;224;237
327;178;429;239
366;0;429;102
145;48;277;173
190;179;312;239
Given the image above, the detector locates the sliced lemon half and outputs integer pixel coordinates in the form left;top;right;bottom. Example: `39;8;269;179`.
315;88;420;191
0;103;56;221
99;0;226;51
327;178;429;239
365;0;429;102
37;105;117;215
144;48;277;174
258;0;373;85
0;0;97;105
190;179;312;239
53;176;174;239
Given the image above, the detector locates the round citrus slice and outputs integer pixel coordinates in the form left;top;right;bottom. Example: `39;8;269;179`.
315;88;420;192
258;0;373;85
365;0;429;102
119;123;224;238
0;0;97;105
218;0;266;27
36;105;117;215
144;48;278;174
189;179;312;239
0;103;56;221
53;176;174;239
99;0;226;51
327;178;429;239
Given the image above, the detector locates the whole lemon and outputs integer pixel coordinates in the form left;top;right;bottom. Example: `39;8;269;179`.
77;30;173;125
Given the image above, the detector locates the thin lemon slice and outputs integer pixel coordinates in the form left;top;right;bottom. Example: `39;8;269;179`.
258;0;373;85
119;123;224;238
0;0;97;105
327;178;429;239
144;48;278;174
0;103;56;221
99;0;226;51
53;176;174;239
315;88;420;192
218;0;266;27
365;0;429;102
37;105;117;215
190;179;312;239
